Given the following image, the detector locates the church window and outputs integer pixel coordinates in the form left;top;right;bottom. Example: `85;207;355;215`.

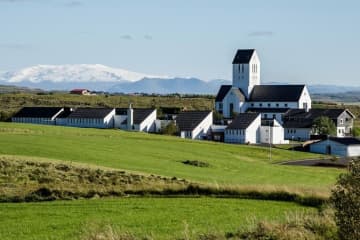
241;64;244;73
259;103;263;107
284;103;288;107
267;103;271;107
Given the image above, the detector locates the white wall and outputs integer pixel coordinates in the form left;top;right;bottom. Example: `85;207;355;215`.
62;109;115;129
224;114;261;144
221;88;246;118
138;109;157;132
260;120;288;144
284;128;312;141
310;140;360;157
191;112;213;139
232;50;260;98
298;86;312;110
114;115;127;128
12;117;56;125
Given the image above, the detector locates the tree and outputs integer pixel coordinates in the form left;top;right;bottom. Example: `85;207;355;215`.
312;116;336;136
331;159;360;240
161;122;178;136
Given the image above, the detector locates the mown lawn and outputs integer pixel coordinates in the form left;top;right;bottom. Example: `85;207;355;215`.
0;123;341;191
0;198;314;240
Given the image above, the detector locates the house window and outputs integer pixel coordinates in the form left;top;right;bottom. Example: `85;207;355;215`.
267;103;271;107
273;114;276;119
340;119;343;124
285;103;288;107
259;103;263;107
251;103;254;107
241;64;244;73
264;114;268;119
276;103;279;107
219;103;223;110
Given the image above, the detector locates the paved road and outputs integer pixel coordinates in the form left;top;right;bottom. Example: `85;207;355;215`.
280;158;349;168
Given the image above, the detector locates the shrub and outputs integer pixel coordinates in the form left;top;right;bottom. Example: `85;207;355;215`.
312;116;337;136
161;122;178;135
331;158;360;240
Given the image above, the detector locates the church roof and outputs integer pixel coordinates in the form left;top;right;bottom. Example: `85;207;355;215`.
215;85;232;102
232;49;255;64
215;85;246;102
226;113;260;130
249;85;306;102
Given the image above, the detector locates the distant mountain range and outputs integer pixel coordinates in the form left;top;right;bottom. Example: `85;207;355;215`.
0;64;358;95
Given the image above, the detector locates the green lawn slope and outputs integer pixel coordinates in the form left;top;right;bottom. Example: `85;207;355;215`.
0;123;341;192
0;198;314;240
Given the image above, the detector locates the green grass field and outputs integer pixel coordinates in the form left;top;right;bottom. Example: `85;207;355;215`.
0;198;314;240
0;122;341;191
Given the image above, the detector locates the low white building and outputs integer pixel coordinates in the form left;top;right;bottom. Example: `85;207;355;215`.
62;108;115;128
283;109;355;141
12;107;65;125
224;113;261;144
260;119;289;144
176;111;213;140
309;137;360;157
115;106;157;133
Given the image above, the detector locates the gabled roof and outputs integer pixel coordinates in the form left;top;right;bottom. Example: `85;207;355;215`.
283;108;355;128
133;109;155;124
249;85;306;102
215;85;232;102
56;107;73;119
232;49;255;64
315;137;360;146
13;107;63;118
176;111;212;131
115;108;156;124
67;108;114;119
226;113;260;130
215;85;246;102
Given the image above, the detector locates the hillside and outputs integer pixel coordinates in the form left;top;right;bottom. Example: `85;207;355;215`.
0;122;340;191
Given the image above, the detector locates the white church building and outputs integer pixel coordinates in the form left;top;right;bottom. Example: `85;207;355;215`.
215;49;312;121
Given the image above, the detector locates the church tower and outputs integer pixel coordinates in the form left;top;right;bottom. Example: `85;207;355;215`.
232;49;261;98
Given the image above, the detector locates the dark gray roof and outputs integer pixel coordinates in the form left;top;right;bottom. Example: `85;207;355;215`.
215;85;232;102
67;108;114;119
116;108;155;124
317;137;360;146
226;113;260;130
249;85;306;102
56;108;73;119
215;85;245;102
283;108;354;128
13;107;63;118
247;107;290;113
176;111;212;131
232;49;255;64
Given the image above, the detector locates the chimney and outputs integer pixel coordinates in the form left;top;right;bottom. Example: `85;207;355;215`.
127;103;134;130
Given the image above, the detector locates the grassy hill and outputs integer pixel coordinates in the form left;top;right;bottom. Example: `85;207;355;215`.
0;122;343;239
0;122;340;191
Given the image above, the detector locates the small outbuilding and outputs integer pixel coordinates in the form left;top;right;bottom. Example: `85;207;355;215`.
224;113;261;144
309;137;360;157
115;106;157;133
62;108;115;128
70;89;91;95
176;111;213;140
12;107;65;125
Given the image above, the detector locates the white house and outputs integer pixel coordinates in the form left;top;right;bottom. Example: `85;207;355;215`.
12;107;65;125
215;49;312;119
62;108;115;128
260;119;289;144
283;109;355;141
176;111;213;140
114;106;157;133
224;113;261;144
309;137;360;157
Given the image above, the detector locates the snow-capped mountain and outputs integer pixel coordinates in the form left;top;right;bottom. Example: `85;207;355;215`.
0;64;229;94
0;64;167;83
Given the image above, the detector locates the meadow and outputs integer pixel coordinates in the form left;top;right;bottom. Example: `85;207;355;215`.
0;122;340;190
0;198;314;240
0;122;344;239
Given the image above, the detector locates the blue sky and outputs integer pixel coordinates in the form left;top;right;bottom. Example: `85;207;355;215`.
0;0;359;85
